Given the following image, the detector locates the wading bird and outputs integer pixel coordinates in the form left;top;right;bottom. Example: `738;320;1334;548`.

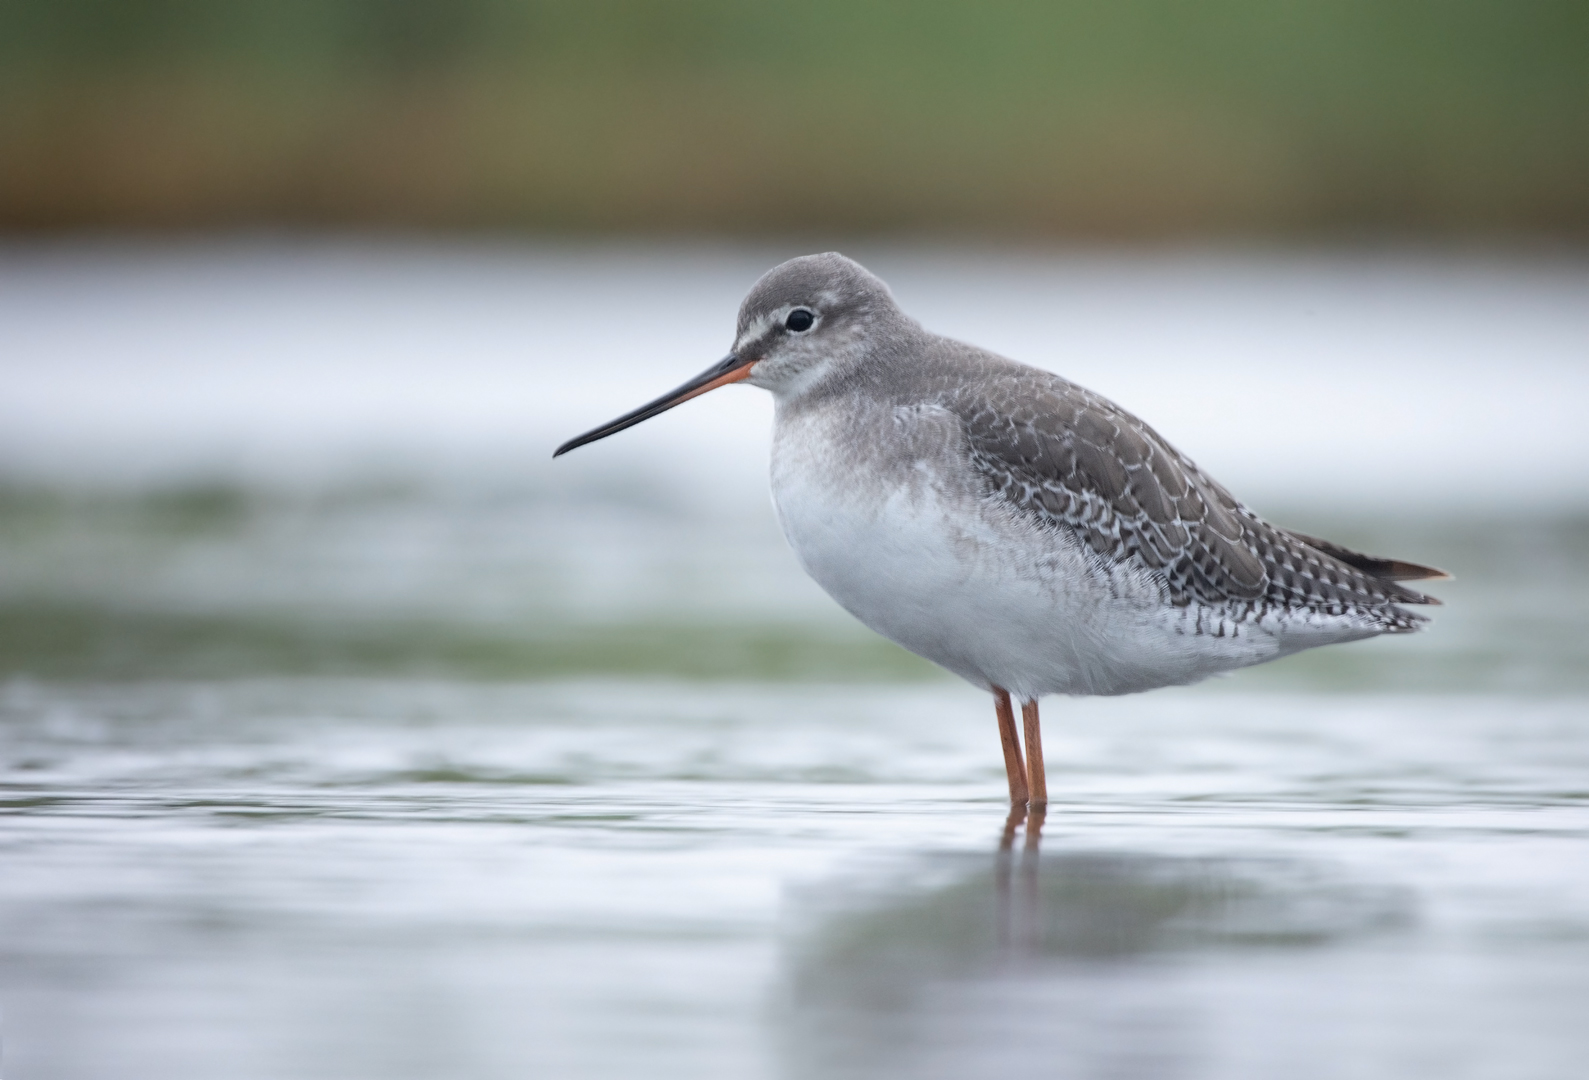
554;254;1446;808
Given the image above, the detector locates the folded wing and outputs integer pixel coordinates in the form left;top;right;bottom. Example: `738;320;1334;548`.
946;368;1442;619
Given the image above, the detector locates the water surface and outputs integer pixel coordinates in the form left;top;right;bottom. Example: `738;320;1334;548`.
2;678;1586;1079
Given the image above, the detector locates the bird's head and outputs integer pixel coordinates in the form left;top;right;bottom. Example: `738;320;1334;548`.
732;252;900;396
553;252;901;458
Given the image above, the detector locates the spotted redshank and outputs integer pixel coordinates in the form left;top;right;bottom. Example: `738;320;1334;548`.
554;253;1447;808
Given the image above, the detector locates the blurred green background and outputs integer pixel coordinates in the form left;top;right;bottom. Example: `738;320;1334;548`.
3;0;1586;236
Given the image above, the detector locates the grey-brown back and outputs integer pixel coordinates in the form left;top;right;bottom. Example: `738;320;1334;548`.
893;339;1443;629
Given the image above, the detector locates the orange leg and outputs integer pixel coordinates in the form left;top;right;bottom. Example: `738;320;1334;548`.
1022;698;1047;808
993;687;1029;805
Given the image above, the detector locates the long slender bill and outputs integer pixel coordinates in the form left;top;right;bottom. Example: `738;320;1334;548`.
553;353;755;457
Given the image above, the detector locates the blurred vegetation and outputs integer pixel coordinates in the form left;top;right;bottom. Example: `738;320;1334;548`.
0;479;1585;691
5;597;1585;692
1;0;1585;236
0;603;943;681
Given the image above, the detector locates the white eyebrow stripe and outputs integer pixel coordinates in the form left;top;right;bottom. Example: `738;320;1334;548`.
734;311;779;354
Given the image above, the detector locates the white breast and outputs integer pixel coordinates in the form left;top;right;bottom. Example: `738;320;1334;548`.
768;402;1288;699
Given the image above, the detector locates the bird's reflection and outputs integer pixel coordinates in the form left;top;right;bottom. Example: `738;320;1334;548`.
995;802;1046;952
996;801;1036;852
779;810;1414;1080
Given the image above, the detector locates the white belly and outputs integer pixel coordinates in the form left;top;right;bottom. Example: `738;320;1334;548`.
769;409;1286;699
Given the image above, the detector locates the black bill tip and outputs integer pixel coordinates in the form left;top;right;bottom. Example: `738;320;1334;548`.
553;353;752;458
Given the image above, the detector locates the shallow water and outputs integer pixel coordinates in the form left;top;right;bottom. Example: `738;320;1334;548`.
1;679;1586;1080
1;243;1587;1078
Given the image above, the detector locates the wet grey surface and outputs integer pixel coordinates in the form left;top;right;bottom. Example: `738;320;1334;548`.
1;679;1586;1079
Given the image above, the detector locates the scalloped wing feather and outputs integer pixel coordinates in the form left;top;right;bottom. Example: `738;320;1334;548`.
946;369;1437;623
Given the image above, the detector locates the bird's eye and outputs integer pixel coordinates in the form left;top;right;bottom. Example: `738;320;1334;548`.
785;308;815;332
